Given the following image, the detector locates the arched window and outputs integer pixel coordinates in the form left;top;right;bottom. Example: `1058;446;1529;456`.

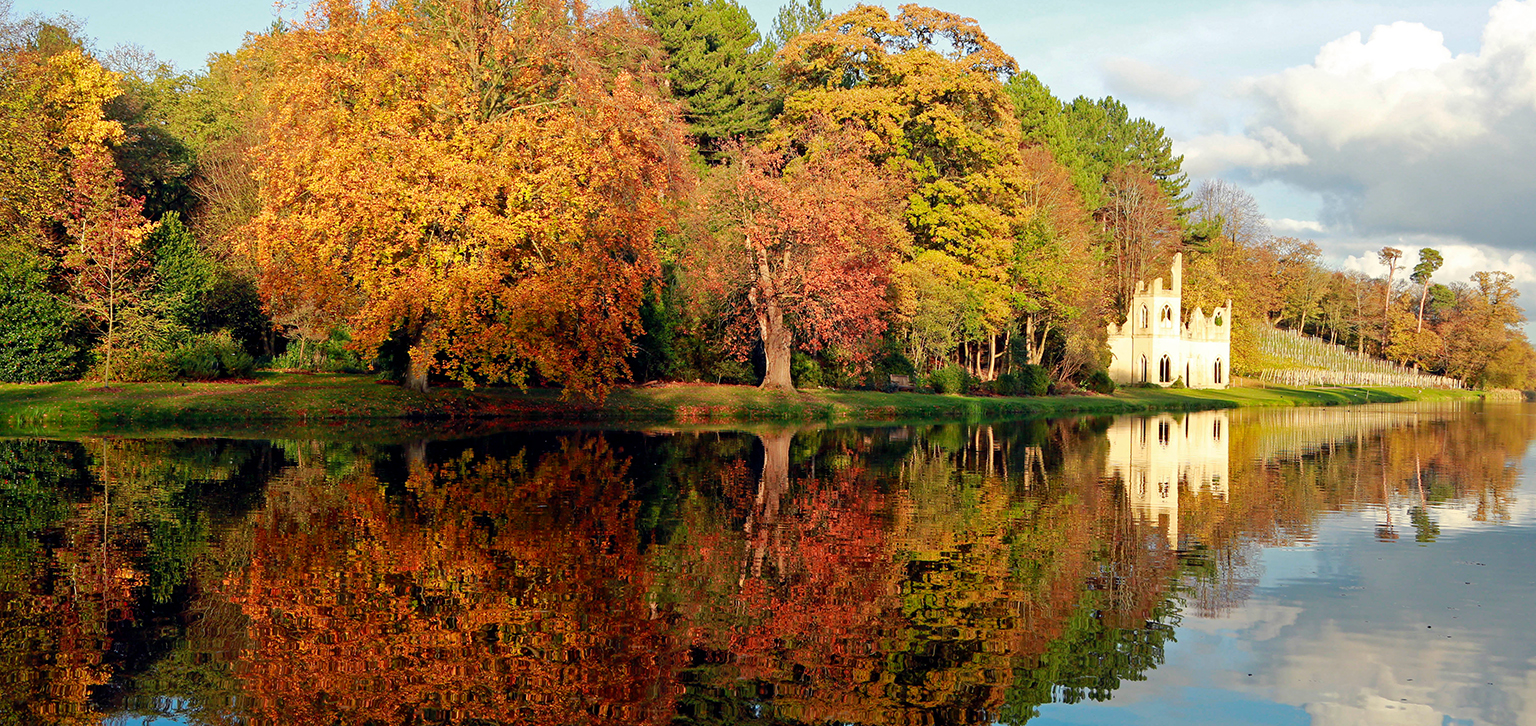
1141;356;1148;382
1159;355;1171;383
1186;363;1191;386
1160;305;1173;328
1141;306;1149;328
1214;358;1224;384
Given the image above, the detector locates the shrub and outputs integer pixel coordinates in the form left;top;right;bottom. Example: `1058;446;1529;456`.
272;328;366;373
991;372;1019;396
175;332;255;380
928;364;968;394
1083;370;1116;394
1017;364;1050;396
91;331;255;382
791;352;823;389
1170;376;1187;389
0;258;87;382
94;348;178;383
710;358;756;385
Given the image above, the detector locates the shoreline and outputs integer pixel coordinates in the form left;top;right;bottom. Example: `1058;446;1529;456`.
0;373;1493;436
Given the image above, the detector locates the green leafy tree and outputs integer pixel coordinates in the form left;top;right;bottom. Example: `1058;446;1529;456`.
101;47;198;221
1412;247;1444;333
0;251;87;382
766;0;827;49
143;212;272;357
1005;72;1187;210
636;0;777;155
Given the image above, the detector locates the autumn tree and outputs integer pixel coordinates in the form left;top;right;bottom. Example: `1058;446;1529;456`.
776;5;1029;376
689;125;908;389
1377;246;1403;352
0;18;133;381
242;0;690;397
1442;271;1527;386
1015;145;1104;380
1101;165;1179;311
1190;178;1268;246
1275;238;1325;331
61;150;157;387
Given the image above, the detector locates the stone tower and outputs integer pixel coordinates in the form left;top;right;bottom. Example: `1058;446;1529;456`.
1106;253;1232;388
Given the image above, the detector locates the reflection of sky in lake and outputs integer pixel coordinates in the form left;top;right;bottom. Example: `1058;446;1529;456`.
1035;442;1536;726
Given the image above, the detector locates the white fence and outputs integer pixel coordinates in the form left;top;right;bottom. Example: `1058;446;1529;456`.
1256;368;1464;389
1256;328;1464;390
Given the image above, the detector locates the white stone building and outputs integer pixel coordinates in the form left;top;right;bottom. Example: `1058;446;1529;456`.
1105;410;1231;548
1107;253;1231;388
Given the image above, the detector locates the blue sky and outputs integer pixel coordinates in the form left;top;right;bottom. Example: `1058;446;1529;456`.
12;0;1536;307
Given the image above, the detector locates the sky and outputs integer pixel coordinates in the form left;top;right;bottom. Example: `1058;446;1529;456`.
10;0;1536;314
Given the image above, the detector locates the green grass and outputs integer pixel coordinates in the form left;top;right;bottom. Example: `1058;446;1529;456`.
0;372;1491;436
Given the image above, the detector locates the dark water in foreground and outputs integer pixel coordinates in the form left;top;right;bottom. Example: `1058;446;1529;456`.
2;403;1534;726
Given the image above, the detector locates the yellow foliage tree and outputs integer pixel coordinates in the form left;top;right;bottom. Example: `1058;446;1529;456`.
776;4;1031;376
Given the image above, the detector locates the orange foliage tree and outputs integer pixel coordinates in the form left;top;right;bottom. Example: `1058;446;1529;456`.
227;436;680;724
242;0;690;397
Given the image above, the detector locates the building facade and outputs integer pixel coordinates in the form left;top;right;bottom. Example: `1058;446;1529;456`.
1107;253;1231;389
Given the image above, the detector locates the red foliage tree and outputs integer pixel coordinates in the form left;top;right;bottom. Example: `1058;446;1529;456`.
688;125;909;389
60;150;155;387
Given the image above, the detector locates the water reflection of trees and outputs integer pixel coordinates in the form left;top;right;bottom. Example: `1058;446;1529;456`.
0;437;281;724
1;403;1532;724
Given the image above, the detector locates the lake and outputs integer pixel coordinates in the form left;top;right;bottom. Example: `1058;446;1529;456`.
2;401;1533;725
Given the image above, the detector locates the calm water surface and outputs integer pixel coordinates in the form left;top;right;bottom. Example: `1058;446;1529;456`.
2;402;1534;725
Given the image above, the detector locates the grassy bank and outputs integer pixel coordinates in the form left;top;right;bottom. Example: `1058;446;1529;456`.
0;372;1491;434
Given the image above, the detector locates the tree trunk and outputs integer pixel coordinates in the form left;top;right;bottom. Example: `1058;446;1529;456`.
1417;283;1429;333
104;315;114;388
759;299;793;391
406;347;430;393
745;430;793;580
405;357;429;393
1380;271;1396;354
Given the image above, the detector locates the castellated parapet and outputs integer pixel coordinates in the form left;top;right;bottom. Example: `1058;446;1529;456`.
1106;253;1232;389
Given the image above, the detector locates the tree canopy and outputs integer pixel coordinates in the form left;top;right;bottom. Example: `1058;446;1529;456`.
242;0;692;397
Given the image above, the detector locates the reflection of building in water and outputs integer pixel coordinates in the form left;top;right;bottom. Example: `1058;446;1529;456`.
1106;410;1230;548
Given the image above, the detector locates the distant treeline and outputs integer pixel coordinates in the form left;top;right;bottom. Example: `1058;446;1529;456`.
1;0;1529;396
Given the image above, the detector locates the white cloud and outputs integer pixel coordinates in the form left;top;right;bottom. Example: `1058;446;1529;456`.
1194;0;1536;250
1339;242;1536;285
1269;218;1328;235
1178;127;1310;176
1251;20;1485;149
1315;22;1454;81
1101;56;1203;104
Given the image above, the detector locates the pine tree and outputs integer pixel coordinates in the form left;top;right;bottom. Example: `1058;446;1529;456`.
635;0;777;156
